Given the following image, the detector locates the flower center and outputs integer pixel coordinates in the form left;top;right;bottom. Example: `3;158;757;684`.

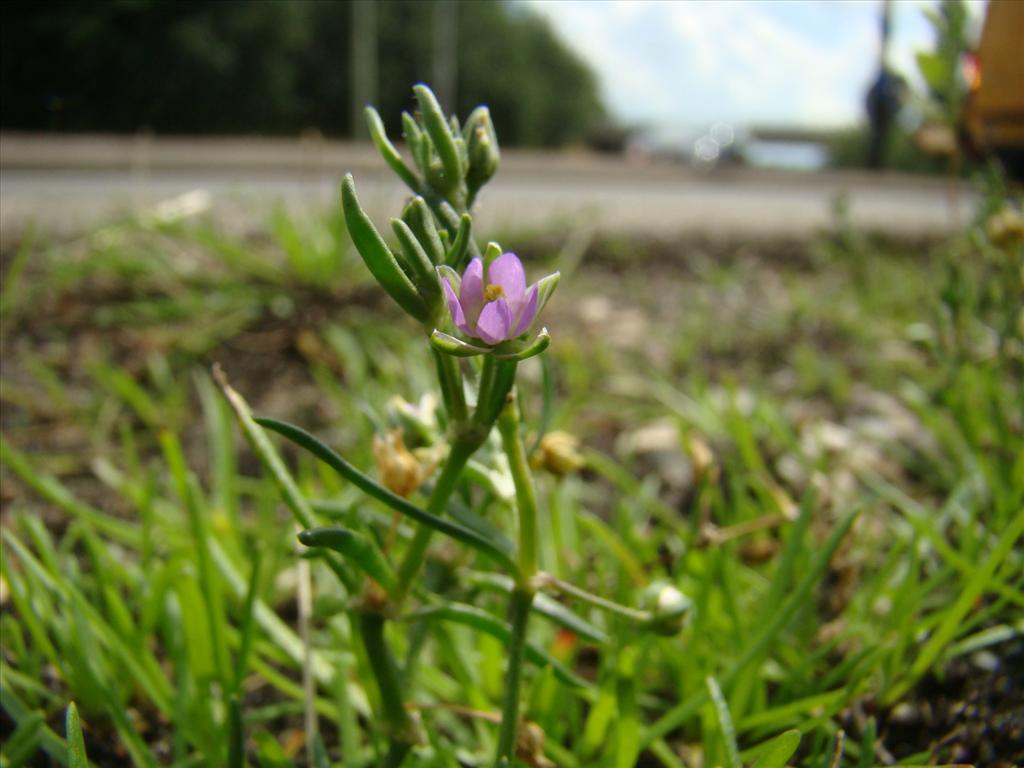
483;283;505;302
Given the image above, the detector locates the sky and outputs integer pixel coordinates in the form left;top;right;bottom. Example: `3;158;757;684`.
525;0;987;129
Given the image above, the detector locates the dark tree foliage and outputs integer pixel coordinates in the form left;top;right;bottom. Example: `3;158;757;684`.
0;0;604;146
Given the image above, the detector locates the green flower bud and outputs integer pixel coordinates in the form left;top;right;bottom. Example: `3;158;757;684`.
641;581;691;636
465;106;500;200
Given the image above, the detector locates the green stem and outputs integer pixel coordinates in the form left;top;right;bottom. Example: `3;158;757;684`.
493;394;541;766
539;573;652;623
497;396;539;581
359;611;416;763
493;587;534;768
476;358;518;430
394;437;477;602
432;347;467;424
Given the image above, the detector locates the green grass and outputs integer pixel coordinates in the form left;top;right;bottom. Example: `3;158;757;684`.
1;196;1021;767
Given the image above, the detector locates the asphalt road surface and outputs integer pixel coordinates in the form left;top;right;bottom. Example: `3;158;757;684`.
0;134;974;247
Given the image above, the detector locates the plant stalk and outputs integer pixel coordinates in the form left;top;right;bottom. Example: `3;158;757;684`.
494;394;541;766
432;347;467;424
394;436;477;602
497;395;539;582
493;587;534;768
358;611;416;764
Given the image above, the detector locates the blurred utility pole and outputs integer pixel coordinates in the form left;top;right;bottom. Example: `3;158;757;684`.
433;0;457;113
351;0;378;139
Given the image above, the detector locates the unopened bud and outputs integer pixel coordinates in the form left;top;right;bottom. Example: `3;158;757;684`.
466;107;500;195
387;393;438;444
641;581;691;636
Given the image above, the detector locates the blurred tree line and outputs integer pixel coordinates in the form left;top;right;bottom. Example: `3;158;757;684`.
0;0;605;146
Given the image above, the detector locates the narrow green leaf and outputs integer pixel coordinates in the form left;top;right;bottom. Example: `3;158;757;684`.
888;509;1024;703
234;550;262;695
430;329;490;357
469;572;610;644
0;222;35;324
391;217;441;303
644;507;861;745
401;196;446;265
2;529;174;715
413;84;463;193
298;526;397;593
580;683;616;758
0;435;140;546
750;730;801;768
255;416;518;575
857;719;876;768
212;366;354;591
494;328;551;361
759;488;815;622
341;174;429;323
365;106;421;192
535;271;561;318
66;703;89;768
445;214;473;269
254;731;293;767
615;647;640;768
0;685;68;766
706;676;741;768
311;734;331;768
4;711;45;765
160;431;231;692
402;110;429;175
405;602;590;689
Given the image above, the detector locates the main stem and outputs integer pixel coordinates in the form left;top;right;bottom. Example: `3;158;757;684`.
498;396;539;581
432;347;467;424
366;351;478;765
394;436;476;602
358;611;415;766
494;395;540;767
494;587;533;767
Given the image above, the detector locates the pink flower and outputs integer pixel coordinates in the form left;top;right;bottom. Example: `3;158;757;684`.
441;254;540;345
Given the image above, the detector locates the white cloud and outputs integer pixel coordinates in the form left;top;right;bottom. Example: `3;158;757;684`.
526;0;988;128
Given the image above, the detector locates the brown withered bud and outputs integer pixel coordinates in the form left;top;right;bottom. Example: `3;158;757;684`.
531;430;585;477
686;433;718;486
986;207;1024;247
372;429;425;498
517;719;555;768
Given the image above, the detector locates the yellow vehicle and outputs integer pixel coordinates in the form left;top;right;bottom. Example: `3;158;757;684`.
963;0;1024;178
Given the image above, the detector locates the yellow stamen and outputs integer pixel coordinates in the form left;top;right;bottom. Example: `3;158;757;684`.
483;283;505;302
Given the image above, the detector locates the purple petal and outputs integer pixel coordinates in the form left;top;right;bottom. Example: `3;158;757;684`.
442;277;472;335
512;283;539;336
476;299;513;345
460;257;485;325
488;253;527;311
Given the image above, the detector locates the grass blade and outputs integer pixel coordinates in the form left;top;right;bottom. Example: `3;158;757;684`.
405;602;590;689
644;507;861;745
750;729;801;768
66;703;89;768
886;509;1024;704
706;676;741;768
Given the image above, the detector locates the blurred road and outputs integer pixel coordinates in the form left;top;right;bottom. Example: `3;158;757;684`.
0;133;974;247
